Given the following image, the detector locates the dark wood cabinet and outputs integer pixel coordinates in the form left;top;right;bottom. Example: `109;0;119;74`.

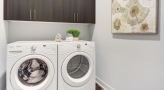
77;0;95;23
34;0;53;21
5;0;31;21
62;0;77;23
52;0;76;22
4;0;95;23
52;0;63;22
59;0;95;23
4;0;53;21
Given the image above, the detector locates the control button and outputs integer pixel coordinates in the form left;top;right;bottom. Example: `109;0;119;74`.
77;44;81;49
31;45;36;51
43;45;46;47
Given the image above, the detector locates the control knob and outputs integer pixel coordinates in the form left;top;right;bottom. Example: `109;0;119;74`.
77;44;81;49
31;45;36;51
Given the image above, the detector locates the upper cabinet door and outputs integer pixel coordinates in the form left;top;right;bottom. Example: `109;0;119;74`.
34;0;53;21
5;0;32;21
4;0;95;23
62;0;77;23
52;0;64;22
77;0;95;23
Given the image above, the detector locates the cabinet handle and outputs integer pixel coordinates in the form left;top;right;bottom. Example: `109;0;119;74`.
34;10;36;20
30;9;32;20
74;13;76;22
77;13;79;22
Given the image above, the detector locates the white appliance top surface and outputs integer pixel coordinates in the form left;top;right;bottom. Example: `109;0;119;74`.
8;40;94;45
59;40;94;43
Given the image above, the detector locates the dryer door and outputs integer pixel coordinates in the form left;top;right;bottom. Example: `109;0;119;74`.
62;52;94;87
10;55;55;90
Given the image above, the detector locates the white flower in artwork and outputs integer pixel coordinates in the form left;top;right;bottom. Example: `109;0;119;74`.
117;0;129;7
139;0;155;8
123;0;150;26
132;18;156;33
112;0;122;14
112;13;127;33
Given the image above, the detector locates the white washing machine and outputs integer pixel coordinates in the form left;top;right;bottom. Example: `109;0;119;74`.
7;41;57;90
58;41;95;90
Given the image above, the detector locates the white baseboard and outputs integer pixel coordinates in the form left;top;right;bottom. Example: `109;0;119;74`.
96;77;114;90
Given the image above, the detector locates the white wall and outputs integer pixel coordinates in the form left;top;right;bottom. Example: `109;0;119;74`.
0;0;8;89
8;21;91;43
91;0;164;90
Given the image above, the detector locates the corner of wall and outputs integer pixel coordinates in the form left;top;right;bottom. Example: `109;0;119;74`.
88;24;95;41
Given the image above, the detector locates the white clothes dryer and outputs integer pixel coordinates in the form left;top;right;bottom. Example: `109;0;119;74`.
7;41;57;90
58;41;95;90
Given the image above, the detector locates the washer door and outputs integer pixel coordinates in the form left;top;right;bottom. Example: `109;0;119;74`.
10;55;54;90
62;52;94;87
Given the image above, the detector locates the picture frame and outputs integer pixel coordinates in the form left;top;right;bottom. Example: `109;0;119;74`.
112;0;158;34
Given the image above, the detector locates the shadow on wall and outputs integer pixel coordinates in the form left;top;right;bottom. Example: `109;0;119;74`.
112;0;161;41
89;24;95;40
0;73;6;90
112;33;160;41
0;21;8;90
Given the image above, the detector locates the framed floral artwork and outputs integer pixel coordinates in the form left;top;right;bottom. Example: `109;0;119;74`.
112;0;158;34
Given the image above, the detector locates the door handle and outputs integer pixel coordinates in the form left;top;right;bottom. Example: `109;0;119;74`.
34;10;36;20
77;13;79;22
30;9;32;20
74;13;76;22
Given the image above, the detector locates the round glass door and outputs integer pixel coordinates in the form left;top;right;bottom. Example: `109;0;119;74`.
18;59;48;86
10;55;54;90
67;55;89;79
62;52;94;87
